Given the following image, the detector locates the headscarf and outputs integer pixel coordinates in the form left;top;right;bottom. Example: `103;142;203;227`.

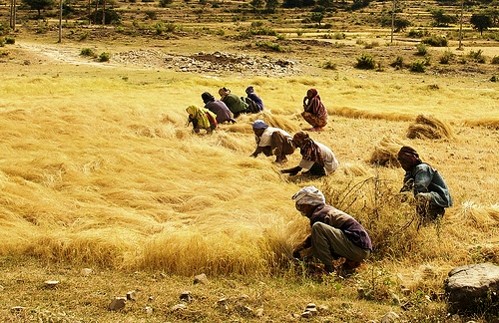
201;92;215;104
303;88;327;121
292;186;326;206
252;120;268;130
306;88;318;99
219;87;230;98
246;86;255;94
293;131;324;166
186;105;214;129
397;146;422;166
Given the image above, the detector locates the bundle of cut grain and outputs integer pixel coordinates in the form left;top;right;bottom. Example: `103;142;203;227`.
369;136;405;167
406;115;454;139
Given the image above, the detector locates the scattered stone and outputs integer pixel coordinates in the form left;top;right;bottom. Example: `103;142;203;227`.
193;273;208;285
81;268;92;276
111;51;301;77
301;310;312;318
44;280;59;288
108;297;126;311
144;306;153;315
305;303;316;309
0;285;4;291
445;263;499;315
148;295;155;302
380;311;400;323
179;291;192;302
255;308;264;317
171;303;187;311
126;290;137;301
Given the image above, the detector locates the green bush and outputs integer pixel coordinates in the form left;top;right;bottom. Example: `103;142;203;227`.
407;29;430;38
491;56;499;65
421;35;448;47
468;49;486;63
415;43;427;56
410;60;426;73
355;53;376;70
439;50;454;64
80;48;96;57
5;37;15;44
255;41;285;52
98;52;111;62
322;60;337;70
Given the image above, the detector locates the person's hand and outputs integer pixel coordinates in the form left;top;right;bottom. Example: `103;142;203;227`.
281;169;299;176
400;178;414;192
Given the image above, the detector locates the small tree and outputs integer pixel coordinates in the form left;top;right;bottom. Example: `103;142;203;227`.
470;14;493;36
430;8;457;27
310;12;324;26
23;0;55;18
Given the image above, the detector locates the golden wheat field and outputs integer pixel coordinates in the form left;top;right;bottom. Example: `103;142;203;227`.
0;33;498;321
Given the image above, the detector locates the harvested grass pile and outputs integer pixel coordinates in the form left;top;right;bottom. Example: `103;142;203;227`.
224;111;301;134
369;136;405;167
406;115;454;140
453;202;499;229
330;107;413;122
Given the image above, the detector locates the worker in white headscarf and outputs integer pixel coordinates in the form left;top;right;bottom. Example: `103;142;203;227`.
292;186;372;275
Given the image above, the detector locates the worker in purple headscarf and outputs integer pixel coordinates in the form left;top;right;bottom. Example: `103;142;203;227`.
291;186;372;275
302;88;328;132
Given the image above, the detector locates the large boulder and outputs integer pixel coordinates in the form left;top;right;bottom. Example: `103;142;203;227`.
444;263;499;315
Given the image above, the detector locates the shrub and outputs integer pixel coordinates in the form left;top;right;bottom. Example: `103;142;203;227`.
492;56;499;65
390;56;404;69
80;48;96;57
415;43;427;56
410;60;426;73
98;52;111;62
355;53;376;70
144;11;156;20
5;37;15;45
255;41;285;52
439;50;454;64
468;49;486;63
364;41;379;49
322;60;336;70
408;29;430;38
421;35;447;47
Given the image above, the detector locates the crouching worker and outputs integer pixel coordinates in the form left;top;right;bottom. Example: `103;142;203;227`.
250;120;295;164
397;146;452;222
281;131;338;177
291;186;372;275
186;105;217;134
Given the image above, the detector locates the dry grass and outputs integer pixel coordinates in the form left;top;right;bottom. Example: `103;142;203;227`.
0;33;497;321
